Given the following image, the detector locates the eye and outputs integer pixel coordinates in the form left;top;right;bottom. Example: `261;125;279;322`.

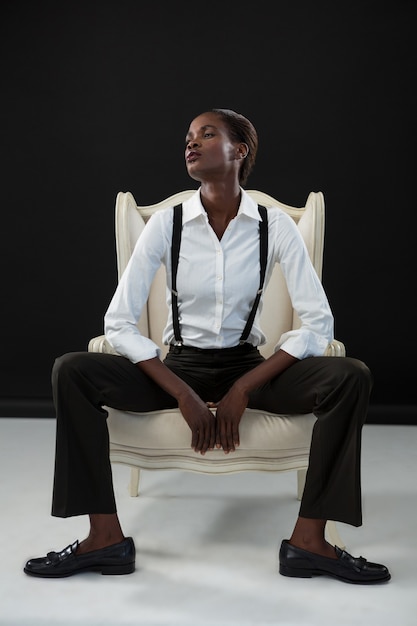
204;132;214;138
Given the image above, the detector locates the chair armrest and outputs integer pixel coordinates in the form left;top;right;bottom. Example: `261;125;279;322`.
324;339;346;357
88;335;120;355
88;335;346;357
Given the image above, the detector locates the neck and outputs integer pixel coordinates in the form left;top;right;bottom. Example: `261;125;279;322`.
199;181;241;223
199;182;242;240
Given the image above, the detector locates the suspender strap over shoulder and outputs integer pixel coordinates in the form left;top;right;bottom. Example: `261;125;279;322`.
239;205;268;343
170;203;269;346
171;204;183;344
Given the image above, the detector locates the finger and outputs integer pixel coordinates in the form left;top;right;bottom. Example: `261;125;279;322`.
191;426;199;451
221;422;231;454
217;419;228;453
200;426;211;455
232;423;240;448
196;427;205;453
205;407;216;450
215;419;222;449
208;422;216;451
226;421;234;453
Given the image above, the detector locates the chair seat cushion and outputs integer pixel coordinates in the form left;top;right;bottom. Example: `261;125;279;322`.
107;407;316;473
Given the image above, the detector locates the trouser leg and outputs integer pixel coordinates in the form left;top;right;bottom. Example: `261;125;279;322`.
51;351;177;518
248;356;372;527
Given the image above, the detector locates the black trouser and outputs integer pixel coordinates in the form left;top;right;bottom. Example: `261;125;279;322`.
51;345;372;527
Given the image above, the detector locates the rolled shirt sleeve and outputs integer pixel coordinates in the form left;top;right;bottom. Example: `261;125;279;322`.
271;209;334;359
104;211;169;363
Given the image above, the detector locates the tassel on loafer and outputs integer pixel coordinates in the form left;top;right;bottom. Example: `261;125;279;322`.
24;537;136;578
279;539;390;584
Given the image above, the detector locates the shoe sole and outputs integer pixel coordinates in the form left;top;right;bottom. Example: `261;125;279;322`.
24;561;135;578
279;562;391;584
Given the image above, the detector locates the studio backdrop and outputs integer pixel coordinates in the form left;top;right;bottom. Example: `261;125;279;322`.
1;0;415;423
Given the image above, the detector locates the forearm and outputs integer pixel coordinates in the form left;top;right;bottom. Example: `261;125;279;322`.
137;357;217;455
212;349;297;453
136;356;194;402
234;349;298;395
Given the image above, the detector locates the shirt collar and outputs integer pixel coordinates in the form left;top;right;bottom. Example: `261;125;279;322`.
182;188;261;225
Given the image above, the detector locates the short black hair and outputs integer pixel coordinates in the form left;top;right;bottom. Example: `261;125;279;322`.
210;108;258;186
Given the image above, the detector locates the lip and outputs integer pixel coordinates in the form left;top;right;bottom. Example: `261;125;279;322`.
186;150;201;163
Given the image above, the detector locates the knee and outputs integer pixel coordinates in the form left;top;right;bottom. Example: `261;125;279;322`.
52;351;88;387
334;357;373;393
347;357;372;383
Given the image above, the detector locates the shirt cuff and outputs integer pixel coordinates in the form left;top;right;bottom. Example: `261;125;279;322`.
105;333;161;364
275;330;330;359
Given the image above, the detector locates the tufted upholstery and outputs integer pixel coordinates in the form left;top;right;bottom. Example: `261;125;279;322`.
88;189;346;547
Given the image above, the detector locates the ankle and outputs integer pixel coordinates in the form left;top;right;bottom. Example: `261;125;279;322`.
289;537;336;558
289;517;336;558
76;514;125;555
76;533;125;555
89;514;124;543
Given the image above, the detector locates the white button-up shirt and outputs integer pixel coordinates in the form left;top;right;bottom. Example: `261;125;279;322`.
104;188;334;363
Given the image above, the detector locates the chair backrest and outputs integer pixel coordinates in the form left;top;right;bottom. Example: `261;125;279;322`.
114;189;325;359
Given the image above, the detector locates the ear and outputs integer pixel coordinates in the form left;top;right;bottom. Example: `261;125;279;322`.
236;143;249;160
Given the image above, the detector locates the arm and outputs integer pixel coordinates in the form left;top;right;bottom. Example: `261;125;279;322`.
137;357;217;455
105;211;169;363
213;349;298;453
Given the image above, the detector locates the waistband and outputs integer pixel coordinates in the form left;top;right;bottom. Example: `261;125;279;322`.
168;343;257;356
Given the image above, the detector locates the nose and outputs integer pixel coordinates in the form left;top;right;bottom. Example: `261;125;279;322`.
186;138;200;150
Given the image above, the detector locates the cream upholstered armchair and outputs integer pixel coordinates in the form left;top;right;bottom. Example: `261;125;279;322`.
88;189;346;547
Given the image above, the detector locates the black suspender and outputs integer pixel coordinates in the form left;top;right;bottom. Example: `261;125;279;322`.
171;204;183;345
171;203;268;346
239;205;268;343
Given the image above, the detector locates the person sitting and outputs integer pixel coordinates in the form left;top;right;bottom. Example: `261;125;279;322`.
24;108;390;584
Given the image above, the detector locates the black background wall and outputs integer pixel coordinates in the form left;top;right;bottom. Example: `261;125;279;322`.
1;0;416;422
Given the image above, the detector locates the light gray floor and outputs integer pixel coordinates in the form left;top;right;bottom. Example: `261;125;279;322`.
0;418;416;626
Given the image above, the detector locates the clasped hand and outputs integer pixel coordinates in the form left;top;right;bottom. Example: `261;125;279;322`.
178;386;248;455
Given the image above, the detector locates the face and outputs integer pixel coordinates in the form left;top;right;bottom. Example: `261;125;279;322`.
184;112;243;182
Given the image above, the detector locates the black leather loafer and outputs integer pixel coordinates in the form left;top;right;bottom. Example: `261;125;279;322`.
279;539;390;584
24;537;136;578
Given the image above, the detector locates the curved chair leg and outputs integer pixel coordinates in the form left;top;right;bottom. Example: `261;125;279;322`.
297;468;307;500
325;520;346;549
129;467;140;497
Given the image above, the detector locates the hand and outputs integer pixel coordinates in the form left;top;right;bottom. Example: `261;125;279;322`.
136;358;216;456
178;390;217;455
210;385;249;453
